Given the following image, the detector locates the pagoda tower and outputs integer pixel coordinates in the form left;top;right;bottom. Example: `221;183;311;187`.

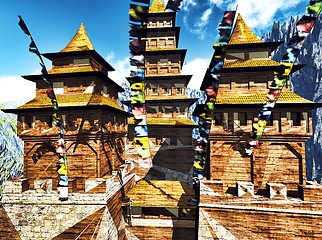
1;24;135;239
194;14;322;239
125;0;198;182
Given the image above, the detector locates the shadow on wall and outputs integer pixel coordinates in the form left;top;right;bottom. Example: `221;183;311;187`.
144;139;195;182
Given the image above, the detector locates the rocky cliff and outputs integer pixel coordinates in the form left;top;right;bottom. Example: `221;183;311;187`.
0;101;24;201
263;13;322;182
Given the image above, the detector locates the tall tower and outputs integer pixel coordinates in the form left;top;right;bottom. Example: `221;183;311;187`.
194;14;322;239
125;0;198;182
122;1;197;239
1;24;135;239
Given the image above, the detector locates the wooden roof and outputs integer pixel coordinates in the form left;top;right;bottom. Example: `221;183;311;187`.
126;180;195;208
149;0;169;13
61;23;94;52
223;59;282;69
228;14;264;45
216;91;314;105
15;94;125;112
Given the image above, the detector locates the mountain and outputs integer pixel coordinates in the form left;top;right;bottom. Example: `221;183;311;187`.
263;13;322;183
0;102;24;201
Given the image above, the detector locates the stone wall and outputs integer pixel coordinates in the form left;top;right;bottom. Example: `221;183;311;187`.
0;169;135;240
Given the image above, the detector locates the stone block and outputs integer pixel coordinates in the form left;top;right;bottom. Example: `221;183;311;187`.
85;178;106;193
68;178;78;193
202;180;224;195
298;181;322;201
34;179;52;193
3;178;29;194
236;182;254;198
266;183;287;200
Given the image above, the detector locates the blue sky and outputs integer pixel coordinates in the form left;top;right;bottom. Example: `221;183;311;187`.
0;0;309;103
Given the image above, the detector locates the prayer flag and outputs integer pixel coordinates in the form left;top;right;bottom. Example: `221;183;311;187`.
18;16;30;36
219;11;236;27
129;4;149;22
296;15;317;32
166;0;183;12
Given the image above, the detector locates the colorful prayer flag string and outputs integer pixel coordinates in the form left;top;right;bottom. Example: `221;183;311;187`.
18;16;68;201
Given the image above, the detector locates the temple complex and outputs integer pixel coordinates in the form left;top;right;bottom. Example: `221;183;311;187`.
123;1;196;239
1;2;322;239
194;14;322;239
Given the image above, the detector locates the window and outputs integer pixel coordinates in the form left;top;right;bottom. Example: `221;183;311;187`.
239;113;247;126
160;59;168;65
159;67;169;74
149;39;157;48
249;51;268;59
226;52;245;59
159;39;166;48
176;106;187;117
167;38;175;47
162;106;173;117
292;112;301;126
266;113;273;126
53;82;64;95
74;59;90;66
174;83;185;95
103;86;108;97
151;88;158;95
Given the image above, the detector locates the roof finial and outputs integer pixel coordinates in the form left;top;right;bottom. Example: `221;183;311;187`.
61;23;94;52
149;0;169;13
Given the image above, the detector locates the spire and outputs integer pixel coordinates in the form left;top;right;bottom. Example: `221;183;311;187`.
228;14;263;45
61;23;94;52
149;0;169;13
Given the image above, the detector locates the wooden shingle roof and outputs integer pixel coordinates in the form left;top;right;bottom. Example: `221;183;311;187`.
216;91;314;105
223;59;282;69
16;94;125;112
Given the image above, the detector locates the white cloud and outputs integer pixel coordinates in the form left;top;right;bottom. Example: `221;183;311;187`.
182;0;197;12
106;51;130;86
0;75;36;103
235;0;303;29
182;58;210;89
209;0;224;6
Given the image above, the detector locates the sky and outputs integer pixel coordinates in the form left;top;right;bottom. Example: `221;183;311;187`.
0;0;309;104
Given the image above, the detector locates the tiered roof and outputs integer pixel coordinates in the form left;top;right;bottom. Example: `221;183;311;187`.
15;94;124;111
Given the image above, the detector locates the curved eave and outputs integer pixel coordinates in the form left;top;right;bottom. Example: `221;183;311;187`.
144;49;187;68
223;41;283;51
4;105;132;116
122;98;198;107
22;71;124;92
42;50;115;71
